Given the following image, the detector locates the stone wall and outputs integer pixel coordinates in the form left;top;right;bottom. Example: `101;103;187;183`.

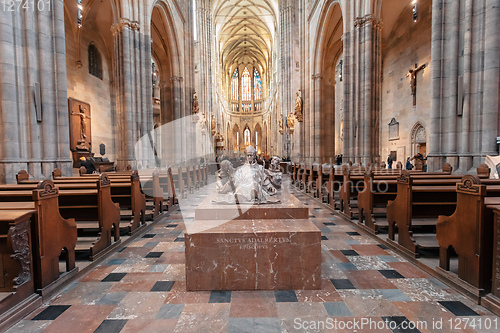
380;0;432;167
65;20;117;164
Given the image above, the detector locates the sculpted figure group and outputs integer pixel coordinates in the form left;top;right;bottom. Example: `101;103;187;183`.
215;146;283;204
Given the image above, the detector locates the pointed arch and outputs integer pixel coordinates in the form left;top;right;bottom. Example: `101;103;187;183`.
410;122;427;157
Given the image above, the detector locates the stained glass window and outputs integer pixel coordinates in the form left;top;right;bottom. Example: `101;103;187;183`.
254;68;262;100
241;67;251;101
242;103;251;113
244;128;251;145
231;69;239;101
88;43;102;80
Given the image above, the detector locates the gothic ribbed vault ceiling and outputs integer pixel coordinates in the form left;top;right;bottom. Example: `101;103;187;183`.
213;0;278;74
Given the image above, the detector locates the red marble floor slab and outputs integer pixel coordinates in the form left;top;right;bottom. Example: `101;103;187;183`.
163;281;211;304
108;272;163;292
343;298;404;317
229;291;278;317
43;305;115;333
295;280;343;303
155;252;185;264
79;265;117;282
343;270;397;290
113;247;152;259
350;244;390;256
121;319;178;333
387;262;430;279
175;303;230;332
276;302;328;318
329;250;351;263
108;292;167;320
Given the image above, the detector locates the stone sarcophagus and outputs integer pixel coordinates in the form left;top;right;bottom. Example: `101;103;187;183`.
185;219;321;291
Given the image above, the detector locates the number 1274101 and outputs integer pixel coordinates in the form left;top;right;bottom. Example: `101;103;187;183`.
1;0;51;12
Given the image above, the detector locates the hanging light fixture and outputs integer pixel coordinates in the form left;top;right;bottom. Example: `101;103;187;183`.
77;0;83;28
412;0;418;22
339;59;343;82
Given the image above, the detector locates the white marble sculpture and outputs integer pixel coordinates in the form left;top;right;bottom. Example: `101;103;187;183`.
215;145;279;204
267;156;283;189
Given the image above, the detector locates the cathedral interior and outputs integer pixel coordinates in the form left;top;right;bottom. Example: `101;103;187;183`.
0;0;500;332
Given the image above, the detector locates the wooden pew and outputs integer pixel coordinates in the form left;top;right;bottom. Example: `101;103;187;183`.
48;170;147;234
290;163;296;183
341;163;456;227
483;208;500;315
386;172;461;257
27;181;77;291
357;171;398;234
159;167;178;209
191;165;199;190
436;176;500;302
315;164;327;199
307;163;320;194
171;167;186;199
110;171;146;234
185;166;194;194
3;175;121;260
0;210;37;325
196;165;202;189
203;164;209;185
58;174;121;260
355;165;453;232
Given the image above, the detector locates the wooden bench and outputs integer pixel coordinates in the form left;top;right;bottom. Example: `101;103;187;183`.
357;164;454;234
171;167;186;199
483;208;500;315
1;181;77;292
50;170;147;234
3;175;121;260
0;209;37;326
436;176;500;302
159;168;178;209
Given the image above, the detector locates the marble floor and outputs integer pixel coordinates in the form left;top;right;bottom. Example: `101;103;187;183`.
7;181;500;333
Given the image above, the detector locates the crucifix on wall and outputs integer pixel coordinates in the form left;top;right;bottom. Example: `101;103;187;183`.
406;63;426;106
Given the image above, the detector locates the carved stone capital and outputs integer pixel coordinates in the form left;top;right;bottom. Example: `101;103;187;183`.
170;76;184;83
111;18;140;36
354;14;382;29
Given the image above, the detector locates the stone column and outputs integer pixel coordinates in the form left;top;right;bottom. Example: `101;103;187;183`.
352;15;382;165
280;3;293;160
112;17;155;170
112;19;136;170
0;0;72;183
427;0;445;171
480;0;500;159
429;0;499;172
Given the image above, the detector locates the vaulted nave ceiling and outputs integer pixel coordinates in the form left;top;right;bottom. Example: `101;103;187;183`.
213;0;278;75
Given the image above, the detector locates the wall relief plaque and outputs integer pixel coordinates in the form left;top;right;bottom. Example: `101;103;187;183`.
68;98;92;152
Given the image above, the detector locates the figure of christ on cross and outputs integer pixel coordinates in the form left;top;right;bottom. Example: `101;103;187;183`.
407;63;426;106
71;105;91;150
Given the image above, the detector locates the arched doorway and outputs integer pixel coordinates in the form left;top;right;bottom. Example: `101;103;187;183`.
232;124;240;151
243;124;251;148
254;123;262;154
411;122;426;157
